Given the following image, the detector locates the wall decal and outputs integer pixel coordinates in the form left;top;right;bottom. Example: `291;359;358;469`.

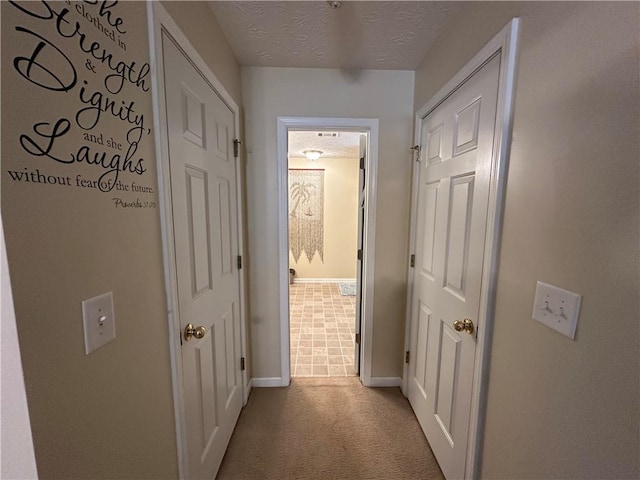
289;169;324;263
3;0;157;209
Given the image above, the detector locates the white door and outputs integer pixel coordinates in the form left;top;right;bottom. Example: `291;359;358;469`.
407;54;501;479
354;134;366;372
162;34;243;478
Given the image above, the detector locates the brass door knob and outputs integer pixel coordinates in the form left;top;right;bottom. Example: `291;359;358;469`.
453;318;474;334
184;323;207;341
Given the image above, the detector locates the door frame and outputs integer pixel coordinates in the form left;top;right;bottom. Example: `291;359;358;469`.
402;19;519;479
277;117;379;386
147;4;250;478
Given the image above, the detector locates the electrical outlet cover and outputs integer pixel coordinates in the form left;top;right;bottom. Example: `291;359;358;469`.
82;292;116;354
532;281;581;339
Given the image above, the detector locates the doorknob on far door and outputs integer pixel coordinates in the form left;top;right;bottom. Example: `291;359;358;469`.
453;318;474;334
184;323;207;341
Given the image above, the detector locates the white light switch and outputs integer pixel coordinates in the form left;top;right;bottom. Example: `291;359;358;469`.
82;292;116;354
532;281;581;339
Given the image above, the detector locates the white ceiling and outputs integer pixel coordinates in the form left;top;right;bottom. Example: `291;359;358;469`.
208;1;466;70
289;131;362;159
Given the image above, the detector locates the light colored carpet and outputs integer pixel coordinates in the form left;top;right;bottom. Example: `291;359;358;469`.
216;377;444;480
338;282;356;296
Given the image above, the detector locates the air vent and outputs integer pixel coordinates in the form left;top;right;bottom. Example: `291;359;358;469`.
317;132;340;138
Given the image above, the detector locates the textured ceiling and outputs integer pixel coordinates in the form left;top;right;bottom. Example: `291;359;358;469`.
208;1;466;69
289;131;362;159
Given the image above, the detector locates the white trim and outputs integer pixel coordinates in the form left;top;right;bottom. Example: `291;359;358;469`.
368;377;403;388
293;278;356;284
403;18;520;480
402;105;423;398
277;117;379;389
1;217;39;479
147;4;249;478
251;377;284;388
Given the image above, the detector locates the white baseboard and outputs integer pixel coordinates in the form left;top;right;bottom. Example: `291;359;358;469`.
293;278;356;284
368;376;402;387
251;377;284;387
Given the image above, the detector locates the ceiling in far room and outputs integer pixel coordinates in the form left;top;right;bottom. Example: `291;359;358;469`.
289;131;362;159
208;1;466;69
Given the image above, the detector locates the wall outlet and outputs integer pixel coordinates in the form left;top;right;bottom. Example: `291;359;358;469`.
82;292;116;354
532;281;581;339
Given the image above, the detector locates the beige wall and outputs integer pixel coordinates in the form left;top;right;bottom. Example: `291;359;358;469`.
242;67;414;378
161;1;242;107
288;156;359;279
1;2;243;478
414;2;639;478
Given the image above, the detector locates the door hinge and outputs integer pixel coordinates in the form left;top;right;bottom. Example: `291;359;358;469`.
355;333;361;344
233;138;242;158
359;156;365;169
237;255;242;270
357;249;363;261
240;357;246;371
410;145;421;161
405;351;410;363
410;254;415;268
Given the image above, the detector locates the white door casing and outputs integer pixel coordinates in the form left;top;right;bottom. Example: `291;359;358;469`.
1;216;39;479
354;134;367;372
404;20;519;480
148;4;249;478
277;117;378;387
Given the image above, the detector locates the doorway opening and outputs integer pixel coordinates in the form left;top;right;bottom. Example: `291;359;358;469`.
277;117;379;386
287;131;364;377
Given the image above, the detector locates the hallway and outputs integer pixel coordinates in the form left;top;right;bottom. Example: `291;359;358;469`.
216;377;444;479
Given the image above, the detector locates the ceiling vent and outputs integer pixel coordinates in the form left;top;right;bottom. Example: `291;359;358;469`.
317;132;340;137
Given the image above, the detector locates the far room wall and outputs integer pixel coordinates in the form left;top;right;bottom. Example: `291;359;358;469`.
288;156;359;280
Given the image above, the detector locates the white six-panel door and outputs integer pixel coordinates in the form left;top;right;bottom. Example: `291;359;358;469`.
408;54;501;480
162;33;243;479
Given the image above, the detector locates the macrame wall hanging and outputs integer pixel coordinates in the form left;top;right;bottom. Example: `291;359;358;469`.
289;169;324;263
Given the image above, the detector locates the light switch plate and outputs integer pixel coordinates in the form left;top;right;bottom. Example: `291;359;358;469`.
532;281;581;339
82;292;116;354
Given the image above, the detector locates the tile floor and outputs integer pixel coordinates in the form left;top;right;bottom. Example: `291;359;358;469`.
289;282;357;377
